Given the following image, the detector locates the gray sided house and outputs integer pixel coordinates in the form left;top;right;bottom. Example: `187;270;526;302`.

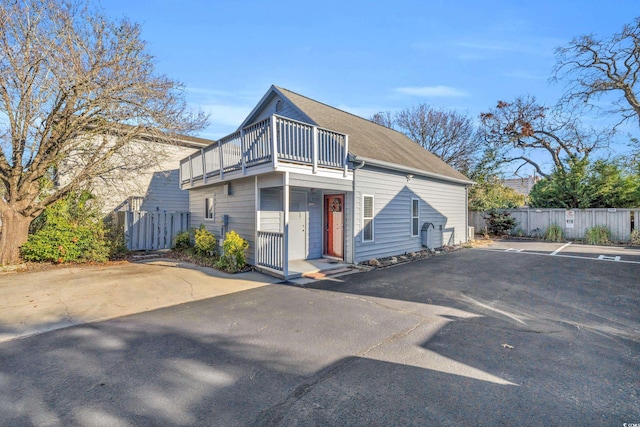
180;86;473;278
96;133;212;214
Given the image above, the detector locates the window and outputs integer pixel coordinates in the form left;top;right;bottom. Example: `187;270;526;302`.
205;196;215;220
411;198;419;237
362;195;374;242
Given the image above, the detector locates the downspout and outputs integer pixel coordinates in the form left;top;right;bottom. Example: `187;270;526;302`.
465;185;469;242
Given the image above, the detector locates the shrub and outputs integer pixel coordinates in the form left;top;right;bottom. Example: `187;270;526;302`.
585;225;611;245
104;214;128;259
194;225;217;256
544;224;564;242
631;229;640;246
20;192;109;263
217;230;249;273
484;209;517;236
174;230;193;251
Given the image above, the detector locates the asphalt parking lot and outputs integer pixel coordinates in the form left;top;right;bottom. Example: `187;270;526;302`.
0;246;638;426
479;238;640;264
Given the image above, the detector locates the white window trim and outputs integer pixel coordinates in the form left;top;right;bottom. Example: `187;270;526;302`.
411;198;419;237
204;195;215;220
362;194;374;243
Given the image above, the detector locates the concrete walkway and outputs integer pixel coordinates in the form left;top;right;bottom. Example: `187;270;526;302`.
0;259;279;343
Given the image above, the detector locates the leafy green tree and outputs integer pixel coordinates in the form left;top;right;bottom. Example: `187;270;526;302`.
467;149;526;210
468;177;525;211
530;158;640;208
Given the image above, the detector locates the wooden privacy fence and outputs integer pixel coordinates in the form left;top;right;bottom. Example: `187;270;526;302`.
470;208;640;242
124;211;190;251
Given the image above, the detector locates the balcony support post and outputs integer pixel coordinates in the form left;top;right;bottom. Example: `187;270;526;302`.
343;134;349;177
219;140;224;180
282;171;289;280
189;154;194;187
271;115;278;170
201;148;207;184
312;126;318;174
241;128;247;175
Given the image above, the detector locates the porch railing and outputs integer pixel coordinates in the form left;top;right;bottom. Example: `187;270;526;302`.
180;115;348;184
256;231;284;271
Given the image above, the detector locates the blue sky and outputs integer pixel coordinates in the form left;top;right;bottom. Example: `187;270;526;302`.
98;0;638;174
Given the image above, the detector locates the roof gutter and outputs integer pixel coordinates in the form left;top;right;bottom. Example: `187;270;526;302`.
351;155;475;186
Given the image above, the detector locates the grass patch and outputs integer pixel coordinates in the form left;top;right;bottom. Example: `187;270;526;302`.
544;224;564;242
585;225;611;245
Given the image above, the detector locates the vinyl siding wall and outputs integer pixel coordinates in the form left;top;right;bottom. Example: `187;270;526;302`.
138;169;188;212
253;95;309;124
258;185;348;262
189;176;257;264
86;140;199;213
353;166;467;263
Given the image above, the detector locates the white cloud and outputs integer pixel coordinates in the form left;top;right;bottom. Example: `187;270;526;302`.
396;85;470;98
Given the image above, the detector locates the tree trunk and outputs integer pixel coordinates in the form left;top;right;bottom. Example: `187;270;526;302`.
0;209;32;265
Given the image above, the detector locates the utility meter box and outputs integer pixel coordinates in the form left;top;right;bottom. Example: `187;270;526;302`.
421;222;434;248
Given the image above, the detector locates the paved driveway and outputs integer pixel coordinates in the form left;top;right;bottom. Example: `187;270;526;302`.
0;259;278;342
0;248;638;426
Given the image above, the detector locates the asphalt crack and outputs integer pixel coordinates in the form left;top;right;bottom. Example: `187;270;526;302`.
58;299;74;326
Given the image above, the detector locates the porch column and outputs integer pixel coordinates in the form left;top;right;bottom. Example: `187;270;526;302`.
254;176;259;268
283;171;289;279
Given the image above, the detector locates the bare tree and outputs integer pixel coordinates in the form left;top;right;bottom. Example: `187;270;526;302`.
479;96;610;178
553;17;640;127
0;0;207;264
371;104;481;173
371;111;394;129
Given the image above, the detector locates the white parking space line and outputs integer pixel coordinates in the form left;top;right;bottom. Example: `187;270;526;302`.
473;247;640;265
550;242;572;256
505;248;524;252
598;255;621;261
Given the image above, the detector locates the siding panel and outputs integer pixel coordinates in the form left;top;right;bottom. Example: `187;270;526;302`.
189;177;256;264
253;96;309;124
353;166;467;262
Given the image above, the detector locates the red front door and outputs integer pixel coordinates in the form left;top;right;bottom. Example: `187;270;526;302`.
325;194;344;258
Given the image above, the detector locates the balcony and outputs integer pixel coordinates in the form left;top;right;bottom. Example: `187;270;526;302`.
180;115;349;187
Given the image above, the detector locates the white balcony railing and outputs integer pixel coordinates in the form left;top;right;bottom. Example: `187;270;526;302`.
180;115;348;184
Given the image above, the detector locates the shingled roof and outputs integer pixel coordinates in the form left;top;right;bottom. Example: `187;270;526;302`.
273;86;472;184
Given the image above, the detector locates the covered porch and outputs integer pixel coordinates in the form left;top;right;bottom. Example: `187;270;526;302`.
253;172;353;280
